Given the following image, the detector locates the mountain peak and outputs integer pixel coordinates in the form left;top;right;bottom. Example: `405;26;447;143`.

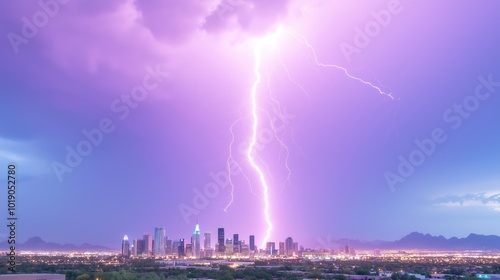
0;237;112;251
24;236;46;244
393;232;500;250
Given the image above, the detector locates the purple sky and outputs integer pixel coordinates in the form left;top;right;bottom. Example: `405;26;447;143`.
1;0;500;249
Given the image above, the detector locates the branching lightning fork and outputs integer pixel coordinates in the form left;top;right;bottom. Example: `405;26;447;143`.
225;27;393;249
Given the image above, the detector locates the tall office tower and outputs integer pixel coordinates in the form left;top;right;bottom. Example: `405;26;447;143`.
154;228;166;256
131;240;137;257
344;244;350;254
132;239;144;256
233;234;239;253
122;235;130;257
143;234;153;255
265;242;276;255
279;242;285;255
240;244;249;256
204;232;211;250
165;239;172;255
178;238;185;257
137;239;144;256
172;240;180;256
225;238;233;254
292;242;298;255
217;228;225;253
186;244;193;257
191;223;201;258
249;235;255;251
285;237;293;256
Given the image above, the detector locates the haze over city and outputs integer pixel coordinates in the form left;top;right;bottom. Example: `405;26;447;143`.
1;0;499;250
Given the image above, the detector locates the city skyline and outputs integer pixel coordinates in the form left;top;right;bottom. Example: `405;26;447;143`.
120;222;301;257
1;1;499;249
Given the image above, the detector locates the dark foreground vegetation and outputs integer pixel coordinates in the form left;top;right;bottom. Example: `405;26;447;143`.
1;254;499;280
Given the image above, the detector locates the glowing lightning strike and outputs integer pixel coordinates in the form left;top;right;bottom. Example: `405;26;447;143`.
248;42;273;249
224;26;395;250
225;116;259;213
224;32;284;248
289;31;393;99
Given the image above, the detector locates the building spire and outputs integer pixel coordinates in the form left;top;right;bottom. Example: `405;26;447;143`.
194;221;200;234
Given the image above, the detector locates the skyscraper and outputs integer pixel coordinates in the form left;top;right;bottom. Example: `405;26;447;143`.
191;223;201;258
217;228;225;253
172;240;180;256
279;242;285;255
233;234;239;253
132;239;144;257
143;234;153;256
285;237;293;256
165;239;172;255
225;238;233;254
122;235;130;257
131;240;137;257
204;232;211;250
154;228;166;256
186;244;193;257
266;242;276;255
249;235;255;251
178;238;185;257
241;243;249;256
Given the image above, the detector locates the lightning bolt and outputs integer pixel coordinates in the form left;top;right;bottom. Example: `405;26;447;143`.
248;41;273;248
224;33;289;249
225;115;259;213
288;31;393;99
224;26;394;250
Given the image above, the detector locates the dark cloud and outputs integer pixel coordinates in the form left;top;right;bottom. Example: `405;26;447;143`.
133;0;292;43
133;0;211;43
203;0;290;35
72;0;125;16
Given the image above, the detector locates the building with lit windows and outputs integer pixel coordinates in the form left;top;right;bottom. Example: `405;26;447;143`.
191;223;201;258
279;242;285;255
249;235;255;251
122;235;130;257
285;237;293;256
225;238;233;254
143;234;153;255
218;228;225;253
233;234;239;253
154;228;166;256
266;242;276;255
178;238;185;257
132;239;143;256
204;231;211;250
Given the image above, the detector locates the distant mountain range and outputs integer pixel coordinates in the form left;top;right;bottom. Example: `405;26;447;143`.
321;232;500;251
0;236;112;251
2;233;499;252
